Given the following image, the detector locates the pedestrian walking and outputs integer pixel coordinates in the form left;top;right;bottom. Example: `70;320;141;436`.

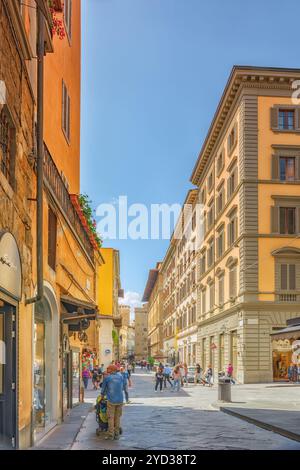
163;364;173;388
155;367;164;392
194;363;202;384
101;364;126;440
82;367;90;390
183;363;188;387
226;363;235;384
120;366;132;403
92;368;99;390
204;365;213;387
171;365;181;392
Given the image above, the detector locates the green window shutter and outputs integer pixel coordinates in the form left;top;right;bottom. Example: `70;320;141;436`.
271;107;278;130
289;264;296;290
271;206;279;233
280;264;287;290
271;155;279;180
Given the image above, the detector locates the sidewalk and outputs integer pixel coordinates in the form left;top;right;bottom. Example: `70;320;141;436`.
212;383;300;443
34;386;98;450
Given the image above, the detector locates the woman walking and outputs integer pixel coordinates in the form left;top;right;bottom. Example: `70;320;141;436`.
171;365;181;392
155;367;164;392
82;367;90;390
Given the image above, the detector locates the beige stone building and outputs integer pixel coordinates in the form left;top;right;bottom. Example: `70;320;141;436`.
192;66;300;383
160;191;198;366
134;306;148;361
118;305;131;359
142;264;165;361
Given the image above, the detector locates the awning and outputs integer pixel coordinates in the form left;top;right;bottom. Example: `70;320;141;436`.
61;295;98;331
271;325;300;340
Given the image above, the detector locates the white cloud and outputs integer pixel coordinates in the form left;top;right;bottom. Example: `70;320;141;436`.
119;291;143;320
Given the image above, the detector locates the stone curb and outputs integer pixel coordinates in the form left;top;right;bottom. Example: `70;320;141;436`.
220;406;300;443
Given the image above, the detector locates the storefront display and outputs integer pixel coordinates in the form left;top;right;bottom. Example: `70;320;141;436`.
72;351;80;406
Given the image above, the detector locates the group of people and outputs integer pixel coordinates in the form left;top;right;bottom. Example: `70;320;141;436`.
154;362;235;392
82;364;105;390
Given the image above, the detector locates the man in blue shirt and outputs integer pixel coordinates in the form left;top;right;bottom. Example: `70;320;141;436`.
163;364;173;388
101;364;126;440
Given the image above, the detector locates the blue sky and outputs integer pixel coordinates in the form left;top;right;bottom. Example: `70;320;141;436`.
81;0;300;307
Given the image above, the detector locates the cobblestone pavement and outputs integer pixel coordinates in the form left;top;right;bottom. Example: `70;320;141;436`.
71;370;300;450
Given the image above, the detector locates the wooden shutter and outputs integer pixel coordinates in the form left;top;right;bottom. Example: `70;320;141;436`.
289;264;296;290
227;177;231;200
234;217;238;241
227;222;231;247
229;267;237;298
69;0;72;39
280;264;287;290
296;156;300;180
271;107;278;130
271;155;279;180
48;207;57;271
296;108;300;131
271;206;279;233
297;207;300;234
67;93;71;141
62;81;66;132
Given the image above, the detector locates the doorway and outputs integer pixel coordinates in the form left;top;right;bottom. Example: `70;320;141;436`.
0;302;17;449
231;330;238;378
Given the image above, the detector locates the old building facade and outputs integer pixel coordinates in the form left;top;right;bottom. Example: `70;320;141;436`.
134;306;148;361
142;264;164;361
192;66;300;383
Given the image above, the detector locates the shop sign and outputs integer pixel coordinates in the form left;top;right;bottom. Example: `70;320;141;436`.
0;232;21;300
210;343;217;350
105;349;111;354
272;339;291;352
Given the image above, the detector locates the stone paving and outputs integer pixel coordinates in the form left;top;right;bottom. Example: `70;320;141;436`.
71;370;300;450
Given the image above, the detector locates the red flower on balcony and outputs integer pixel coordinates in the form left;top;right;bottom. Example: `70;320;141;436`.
70;194;102;251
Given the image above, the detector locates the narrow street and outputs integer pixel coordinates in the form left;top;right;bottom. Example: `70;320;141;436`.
67;370;300;451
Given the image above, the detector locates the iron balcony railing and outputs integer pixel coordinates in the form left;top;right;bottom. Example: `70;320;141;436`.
43;144;94;262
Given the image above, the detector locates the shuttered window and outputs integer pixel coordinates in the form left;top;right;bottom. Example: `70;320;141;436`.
271;106;300;132
279;207;296;234
217;229;225;258
48;207;57;271
229;266;237;298
218;275;224;306
227;123;238;156
227;166;238;199
62;81;71;142
0;106;16;187
227;217;238;247
280;264;296;290
64;0;72;39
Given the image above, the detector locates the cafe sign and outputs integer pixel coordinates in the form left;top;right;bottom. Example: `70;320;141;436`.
0;232;22;300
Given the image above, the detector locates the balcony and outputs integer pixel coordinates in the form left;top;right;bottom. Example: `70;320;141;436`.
279;293;298;302
43;145;95;262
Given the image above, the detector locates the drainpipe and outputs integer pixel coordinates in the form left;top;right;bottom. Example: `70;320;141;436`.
26;6;44;306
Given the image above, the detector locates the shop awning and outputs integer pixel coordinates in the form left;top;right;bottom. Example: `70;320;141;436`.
271;325;300;340
61;295;98;331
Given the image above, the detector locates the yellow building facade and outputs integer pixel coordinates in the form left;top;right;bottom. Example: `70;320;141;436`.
191;66;300;383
